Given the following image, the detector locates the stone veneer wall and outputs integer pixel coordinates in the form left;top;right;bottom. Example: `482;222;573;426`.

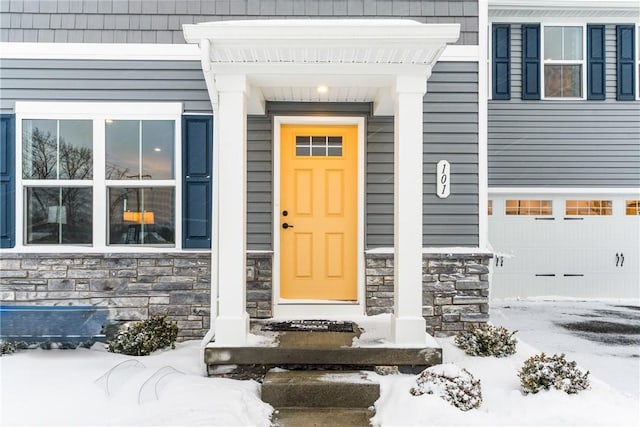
365;253;492;336
246;253;273;318
0;253;212;341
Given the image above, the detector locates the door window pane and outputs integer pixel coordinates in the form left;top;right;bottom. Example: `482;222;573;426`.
106;120;174;180
23;119;93;179
25;187;93;244
108;187;175;245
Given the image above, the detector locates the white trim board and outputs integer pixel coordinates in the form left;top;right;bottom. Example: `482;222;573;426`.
489;188;640;195
0;42;479;62
272;116;366;318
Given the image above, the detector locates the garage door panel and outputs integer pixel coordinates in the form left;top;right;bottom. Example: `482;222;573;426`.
489;194;639;299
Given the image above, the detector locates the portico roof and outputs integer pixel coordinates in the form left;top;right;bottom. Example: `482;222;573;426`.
183;19;460;114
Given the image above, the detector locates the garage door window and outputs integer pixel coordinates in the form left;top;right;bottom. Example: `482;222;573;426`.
565;200;612;216
505;200;552;215
626;200;640;215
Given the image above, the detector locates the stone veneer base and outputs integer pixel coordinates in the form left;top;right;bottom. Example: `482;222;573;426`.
1;251;490;341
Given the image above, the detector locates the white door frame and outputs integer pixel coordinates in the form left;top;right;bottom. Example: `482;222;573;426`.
272;115;366;318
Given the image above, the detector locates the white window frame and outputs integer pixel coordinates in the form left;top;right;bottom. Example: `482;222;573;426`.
541;23;587;100
14;102;183;253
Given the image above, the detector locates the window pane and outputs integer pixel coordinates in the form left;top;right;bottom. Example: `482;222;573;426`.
544;65;581;97
544;27;563;60
59;121;93;179
142;120;174;180
106;120;175;180
563;26;583;60
106;120;140;180
26;187;92;244
108;187;175;245
23;119;58;179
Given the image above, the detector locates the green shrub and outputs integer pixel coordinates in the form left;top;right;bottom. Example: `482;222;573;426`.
454;324;517;357
108;314;178;356
0;341;17;356
410;364;482;411
518;353;590;394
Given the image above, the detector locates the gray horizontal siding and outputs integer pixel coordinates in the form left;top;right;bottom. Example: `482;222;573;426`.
0;0;479;45
489;25;640;188
0;59;212;114
247;116;273;250
367;61;479;248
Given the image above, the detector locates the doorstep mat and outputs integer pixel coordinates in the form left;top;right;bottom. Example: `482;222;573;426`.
261;320;355;333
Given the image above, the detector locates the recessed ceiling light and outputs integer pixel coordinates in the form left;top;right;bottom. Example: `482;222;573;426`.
317;85;329;94
105;119;113;124
153;147;162;152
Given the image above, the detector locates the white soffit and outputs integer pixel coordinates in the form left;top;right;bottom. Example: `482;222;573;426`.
489;0;640;19
183;19;460;114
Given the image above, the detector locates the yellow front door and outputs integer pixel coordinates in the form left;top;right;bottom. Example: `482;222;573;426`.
280;124;358;300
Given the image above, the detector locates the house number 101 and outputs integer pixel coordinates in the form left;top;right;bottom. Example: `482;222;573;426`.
437;160;450;198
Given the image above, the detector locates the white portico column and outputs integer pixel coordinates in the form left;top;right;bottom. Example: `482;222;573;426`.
392;74;429;345
213;74;249;345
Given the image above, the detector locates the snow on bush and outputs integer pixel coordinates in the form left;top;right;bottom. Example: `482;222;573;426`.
0;341;17;356
518;353;590;395
410;364;482;411
108;314;178;356
454;324;517;357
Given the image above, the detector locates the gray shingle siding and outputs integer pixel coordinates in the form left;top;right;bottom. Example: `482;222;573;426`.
1;0;478;45
489;23;640;188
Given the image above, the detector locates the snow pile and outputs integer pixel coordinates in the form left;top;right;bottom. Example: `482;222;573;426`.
410;363;482;411
454;324;518;357
518;353;590;394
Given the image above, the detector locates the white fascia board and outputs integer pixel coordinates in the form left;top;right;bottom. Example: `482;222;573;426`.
438;45;479;62
489;187;640;195
184;19;460;44
0;42;200;60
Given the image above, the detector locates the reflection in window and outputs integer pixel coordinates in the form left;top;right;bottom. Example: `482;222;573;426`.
295;136;343;157
108;187;175;245
488;200;493;215
22;119;93;180
543;26;583;98
505;200;553;215
565;200;612;216
626;200;640;215
25;187;92;244
106;120;174;180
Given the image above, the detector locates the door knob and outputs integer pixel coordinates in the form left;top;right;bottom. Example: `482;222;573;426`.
282;223;294;229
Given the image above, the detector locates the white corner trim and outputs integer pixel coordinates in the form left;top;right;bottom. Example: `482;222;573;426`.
0;42;201;61
478;0;489;250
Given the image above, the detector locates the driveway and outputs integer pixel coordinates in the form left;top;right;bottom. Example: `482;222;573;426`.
490;300;640;397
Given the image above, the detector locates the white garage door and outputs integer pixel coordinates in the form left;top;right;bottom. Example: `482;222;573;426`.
489;194;639;299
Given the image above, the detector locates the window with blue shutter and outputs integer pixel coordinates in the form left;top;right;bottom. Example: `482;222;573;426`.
617;25;636;100
522;24;541;100
587;25;606;100
492;24;511;100
0;114;15;248
182;115;213;249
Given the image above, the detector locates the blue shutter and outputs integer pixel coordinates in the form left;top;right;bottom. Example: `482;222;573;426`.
0;114;15;248
182;115;213;249
587;25;606;100
617;25;636;100
522;24;541;100
492;24;511;100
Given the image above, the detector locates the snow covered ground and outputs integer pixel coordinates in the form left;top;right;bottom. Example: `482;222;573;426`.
1;300;639;426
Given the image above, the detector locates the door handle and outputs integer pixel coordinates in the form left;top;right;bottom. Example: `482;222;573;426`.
282;223;294;229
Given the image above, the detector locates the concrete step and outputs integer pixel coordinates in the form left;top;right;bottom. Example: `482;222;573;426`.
262;370;379;409
272;407;374;427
